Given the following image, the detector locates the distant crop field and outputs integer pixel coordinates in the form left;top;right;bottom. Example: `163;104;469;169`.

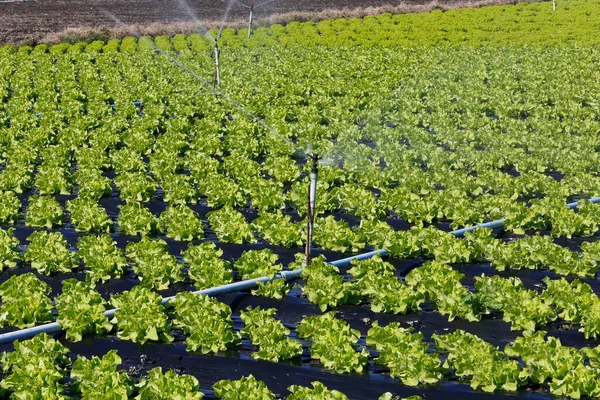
0;0;417;44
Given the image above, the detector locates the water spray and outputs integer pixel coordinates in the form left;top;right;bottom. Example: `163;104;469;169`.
236;0;277;37
304;153;319;266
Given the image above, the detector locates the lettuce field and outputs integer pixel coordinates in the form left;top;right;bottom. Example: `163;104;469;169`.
2;0;600;398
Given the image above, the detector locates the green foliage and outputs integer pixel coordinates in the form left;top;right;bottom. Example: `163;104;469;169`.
349;255;424;314
115;172;157;202
207;206;256;244
0;227;20;270
0;273;53;328
126;236;184;289
240;307;302;362
183;242;232;289
251;212;304;247
78;234;129;283
287;382;348;400
25;231;76;274
158;204;204;241
25;195;63;228
234;249;282;279
434;330;528;392
301;256;360;312
136;367;204;399
0;333;70;399
367;322;442;386
213;375;275;400
71;350;134;399
66;198;113;233
55;279;112;342
110;285;174;344
0;191;21;225
118;201;158;236
405;261;482;322
475;275;556;332
171;292;240;354
507;331;600;398
297;312;368;374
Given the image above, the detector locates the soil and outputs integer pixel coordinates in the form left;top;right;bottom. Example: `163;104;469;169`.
0;0;424;45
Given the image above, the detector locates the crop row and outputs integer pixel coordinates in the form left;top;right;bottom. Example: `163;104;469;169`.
4;248;600;349
3;283;599;399
2;332;423;399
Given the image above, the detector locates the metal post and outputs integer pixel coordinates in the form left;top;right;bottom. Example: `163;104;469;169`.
305;154;318;266
248;6;254;38
214;42;221;87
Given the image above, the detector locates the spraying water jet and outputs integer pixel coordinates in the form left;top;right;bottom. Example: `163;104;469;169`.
236;0;277;37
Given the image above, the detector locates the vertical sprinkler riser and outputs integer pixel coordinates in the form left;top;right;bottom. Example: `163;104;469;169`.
248;6;254;37
305;154;319;266
214;42;221;87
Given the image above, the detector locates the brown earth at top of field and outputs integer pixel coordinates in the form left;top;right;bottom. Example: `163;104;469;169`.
0;0;524;45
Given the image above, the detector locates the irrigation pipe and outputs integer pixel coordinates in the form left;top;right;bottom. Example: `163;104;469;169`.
0;250;387;345
1;196;600;344
451;196;600;237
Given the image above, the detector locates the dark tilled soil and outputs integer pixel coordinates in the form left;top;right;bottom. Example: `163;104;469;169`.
0;0;423;44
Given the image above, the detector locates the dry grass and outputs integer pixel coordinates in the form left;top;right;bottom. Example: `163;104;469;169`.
41;0;537;45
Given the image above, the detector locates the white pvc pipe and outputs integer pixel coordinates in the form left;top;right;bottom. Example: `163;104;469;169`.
0;250;388;345
451;196;600;237
2;196;599;344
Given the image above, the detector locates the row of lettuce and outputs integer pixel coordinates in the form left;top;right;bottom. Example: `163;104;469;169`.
3;332;423;400
1;46;600;252
6;249;600;336
3;0;600;51
3;280;600;398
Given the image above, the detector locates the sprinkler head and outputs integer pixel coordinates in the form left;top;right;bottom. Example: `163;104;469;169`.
307;153;319;173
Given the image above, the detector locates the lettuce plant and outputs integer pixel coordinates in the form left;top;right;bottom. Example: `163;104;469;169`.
118;201;158;236
110;286;174;344
0;333;70;399
0;272;53;328
160;173;198;204
301;256;360;312
296;312;369;374
158;204;204;241
367;322;442;386
24;231;76;274
66;198;113;233
287;382;348;400
240;307;302;362
55;279;113;342
136;367;204;400
0;227;20;270
75;168;113;200
115;172;156;202
35;164;72;195
71;350;134;399
171;292;240;354
0;190;21;225
183;242;232;289
433;330;529;392
78;234;129;283
213;375;274;400
207;206;256;244
251;212;304;248
126;236;184;289
25;195;63;228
